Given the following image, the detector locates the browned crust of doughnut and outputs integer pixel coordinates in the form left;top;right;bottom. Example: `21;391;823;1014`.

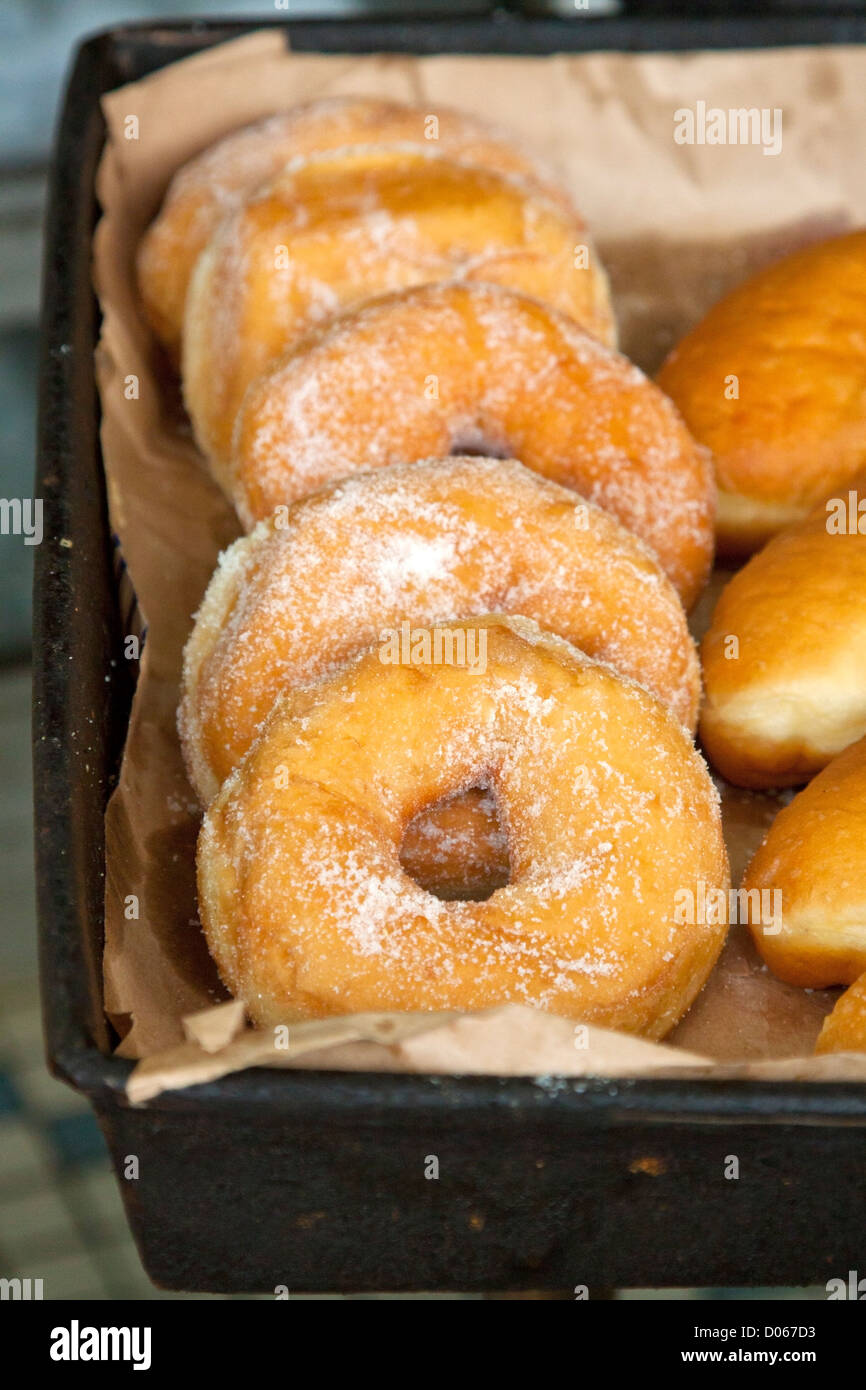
197;617;729;1034
181;146;615;475
231;282;711;605
179;455;700;805
815;973;866;1055
658;230;866;557
136;97;580;352
743;736;866;988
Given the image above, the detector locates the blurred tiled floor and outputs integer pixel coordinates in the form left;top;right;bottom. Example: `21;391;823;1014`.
0;664;237;1299
0;978;143;1300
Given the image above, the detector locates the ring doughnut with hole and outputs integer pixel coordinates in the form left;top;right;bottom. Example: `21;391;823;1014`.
137;97;580;355
182;147;615;478
197;617;729;1033
231;282;710;605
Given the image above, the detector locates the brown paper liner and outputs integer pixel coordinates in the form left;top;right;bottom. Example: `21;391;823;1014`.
91;31;866;1097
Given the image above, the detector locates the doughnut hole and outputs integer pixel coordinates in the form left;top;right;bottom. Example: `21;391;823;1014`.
448;426;512;460
399;785;511;902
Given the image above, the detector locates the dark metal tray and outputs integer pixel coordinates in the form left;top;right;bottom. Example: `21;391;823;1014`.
33;10;866;1294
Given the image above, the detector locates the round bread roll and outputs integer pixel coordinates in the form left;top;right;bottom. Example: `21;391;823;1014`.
815;973;866;1055
198;617;729;1032
700;490;866;787
232;282;713;606
137;97;576;355
182;145;615;476
742;735;866;988
658;229;866;556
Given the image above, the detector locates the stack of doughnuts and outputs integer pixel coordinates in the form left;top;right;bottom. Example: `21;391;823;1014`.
658;231;866;1052
137;98;592;357
138;97;735;1034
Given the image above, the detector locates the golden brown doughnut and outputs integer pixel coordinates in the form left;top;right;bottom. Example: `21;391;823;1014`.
197;617;729;1032
815;973;866;1055
742;735;866;988
182;146;615;477
232;282;712;606
658;230;866;556
700;491;866;787
136;97;576;354
179;455;700;806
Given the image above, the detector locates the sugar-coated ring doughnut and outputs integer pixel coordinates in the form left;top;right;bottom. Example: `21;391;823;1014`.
197;617;729;1032
743;735;866;988
658;230;866;557
182;146;615;476
136;97;576;355
815;973;866;1055
232;283;711;606
700;490;866;788
180;455;700;806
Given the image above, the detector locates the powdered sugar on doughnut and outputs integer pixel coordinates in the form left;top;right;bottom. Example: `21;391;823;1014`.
197;617;727;1035
179;456;700;805
231;282;712;603
181;147;613;471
